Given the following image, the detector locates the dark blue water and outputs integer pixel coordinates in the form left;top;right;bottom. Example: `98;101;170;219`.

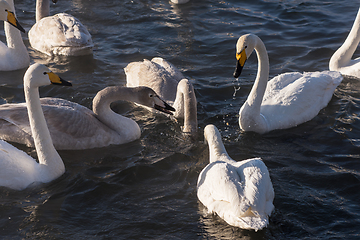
1;0;360;239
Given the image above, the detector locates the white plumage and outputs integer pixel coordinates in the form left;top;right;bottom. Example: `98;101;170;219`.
0;0;29;71
197;124;274;231
28;0;93;56
233;34;343;134
125;57;197;134
0;63;71;190
329;7;360;78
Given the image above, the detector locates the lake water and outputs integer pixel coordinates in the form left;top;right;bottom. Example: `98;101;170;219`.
1;0;360;239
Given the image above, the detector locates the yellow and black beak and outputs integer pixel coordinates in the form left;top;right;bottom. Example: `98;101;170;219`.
233;48;247;78
46;72;72;86
6;10;25;33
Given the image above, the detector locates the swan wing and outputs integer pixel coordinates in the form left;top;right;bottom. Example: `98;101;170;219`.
29;13;93;56
261;71;343;130
197;161;243;214
0;98;119;150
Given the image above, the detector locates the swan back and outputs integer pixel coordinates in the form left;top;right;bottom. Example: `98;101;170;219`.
198;124;274;231
125;58;183;102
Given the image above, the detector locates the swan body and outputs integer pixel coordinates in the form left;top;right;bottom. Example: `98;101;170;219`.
28;0;93;56
0;0;29;71
0;63;71;190
233;34;343;134
329;7;360;78
197;124;274;231
0;86;174;150
125;57;197;134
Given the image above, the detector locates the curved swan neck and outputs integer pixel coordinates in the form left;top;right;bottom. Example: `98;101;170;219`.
24;79;64;180
330;8;360;69
173;79;197;133
204;126;231;163
36;0;50;22
247;35;269;111
3;0;29;68
92;86;141;138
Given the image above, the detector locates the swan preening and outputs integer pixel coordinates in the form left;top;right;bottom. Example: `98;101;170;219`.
0;85;174;150
28;0;93;56
0;63;72;190
329;7;360;78
125;57;197;135
0;0;30;71
233;34;343;134
197;124;274;231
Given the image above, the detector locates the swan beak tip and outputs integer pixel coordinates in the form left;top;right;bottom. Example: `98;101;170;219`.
233;61;243;78
155;101;175;115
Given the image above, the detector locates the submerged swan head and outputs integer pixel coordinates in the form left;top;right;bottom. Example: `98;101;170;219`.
24;63;72;89
233;34;258;78
0;0;25;33
132;87;176;115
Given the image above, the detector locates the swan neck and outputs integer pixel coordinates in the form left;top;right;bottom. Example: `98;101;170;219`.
36;0;50;22
24;83;64;176
92;86;141;139
205;129;230;163
330;8;360;69
247;36;269;112
174;79;197;133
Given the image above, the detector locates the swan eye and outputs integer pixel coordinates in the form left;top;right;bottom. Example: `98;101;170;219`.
245;46;247;49
43;72;47;75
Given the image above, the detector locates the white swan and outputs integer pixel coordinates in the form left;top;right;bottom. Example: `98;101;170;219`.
197;124;274;231
125;57;197;134
233;34;343;134
28;0;93;56
0;84;174;150
0;0;29;71
329;7;360;78
0;63;72;191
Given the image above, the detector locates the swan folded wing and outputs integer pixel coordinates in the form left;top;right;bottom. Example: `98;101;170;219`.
0;98;119;150
234;158;274;217
197;161;244;218
261;71;342;130
151;57;185;81
29;13;92;55
39;98;119;149
53;13;93;47
125;58;180;102
0;103;34;146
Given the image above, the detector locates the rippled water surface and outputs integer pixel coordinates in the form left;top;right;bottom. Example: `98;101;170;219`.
1;0;360;239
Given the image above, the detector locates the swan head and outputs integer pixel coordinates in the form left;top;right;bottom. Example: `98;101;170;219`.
233;34;257;78
24;63;72;89
0;0;25;33
135;87;175;115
